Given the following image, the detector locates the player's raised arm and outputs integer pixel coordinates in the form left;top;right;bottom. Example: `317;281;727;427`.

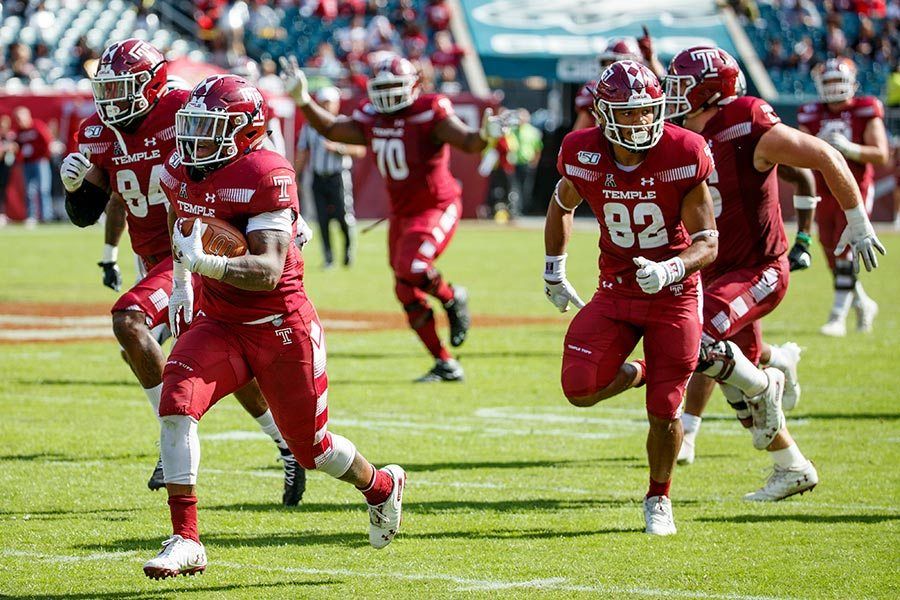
434;107;508;154
755;123;885;270
777;164;817;271
542;177;585;312
280;57;367;146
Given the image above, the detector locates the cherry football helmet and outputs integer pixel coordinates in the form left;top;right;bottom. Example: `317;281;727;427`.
598;38;641;69
812;58;857;104
175;75;268;169
92;38;167;126
664;46;741;119
367;54;419;113
593;60;665;152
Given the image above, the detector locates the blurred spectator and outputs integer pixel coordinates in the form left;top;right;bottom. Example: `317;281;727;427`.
792;35;816;75
307;41;343;79
367;15;399;52
335;15;368;54
339;0;367;17
315;0;339;22
257;59;284;95
7;43;38;83
73;36;99;77
432;31;465;90
854;0;886;17
479;129;517;221
825;15;848;56
425;0;452;32
511;109;543;215
0;115;17;228
13;107;54;225
887;62;900;106
391;0;419;28
853;15;877;58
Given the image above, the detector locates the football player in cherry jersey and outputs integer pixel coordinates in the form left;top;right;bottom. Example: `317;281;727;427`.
143;75;405;578
572;32;665;131
545;61;720;535
60;39;308;506
798;58;890;337
665;46;885;500
281;54;509;382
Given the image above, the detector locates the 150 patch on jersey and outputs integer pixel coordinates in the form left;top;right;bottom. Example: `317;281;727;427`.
84;125;104;138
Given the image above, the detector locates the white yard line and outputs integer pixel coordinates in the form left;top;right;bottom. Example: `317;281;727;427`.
0;549;795;600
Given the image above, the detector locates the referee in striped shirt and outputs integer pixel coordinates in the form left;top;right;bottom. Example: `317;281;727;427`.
296;87;366;268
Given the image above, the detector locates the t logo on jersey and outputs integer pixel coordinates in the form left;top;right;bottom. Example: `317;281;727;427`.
577;151;601;165
275;328;293;345
690;48;721;73
604;173;616;187
641;177;654;187
272;175;292;200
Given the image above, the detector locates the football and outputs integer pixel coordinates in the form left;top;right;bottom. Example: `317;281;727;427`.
179;217;248;258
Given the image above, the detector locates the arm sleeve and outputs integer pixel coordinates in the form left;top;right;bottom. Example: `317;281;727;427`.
246;208;294;234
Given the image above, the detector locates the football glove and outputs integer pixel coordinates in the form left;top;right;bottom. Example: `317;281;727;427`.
168;260;193;339
633;256;685;295
479;107;509;143
543;254;585;313
788;232;812;272
172;218;228;279
835;205;886;272
826;132;863;162
295;215;314;250
60;151;92;192
98;261;122;291
279;55;310;107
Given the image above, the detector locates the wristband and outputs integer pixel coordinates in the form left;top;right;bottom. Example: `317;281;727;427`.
662;257;686;284
793;195;820;210
193;254;228;280
544;254;567;282
101;244;118;263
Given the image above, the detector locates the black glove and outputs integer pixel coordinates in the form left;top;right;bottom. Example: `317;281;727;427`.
98;261;122;292
788;233;812;272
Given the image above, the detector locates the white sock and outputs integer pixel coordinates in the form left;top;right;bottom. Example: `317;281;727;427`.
830;290;852;319
764;345;789;371
770;443;807;469
255;409;290;452
852;282;872;307
722;342;768;397
681;412;702;435
143;384;162;421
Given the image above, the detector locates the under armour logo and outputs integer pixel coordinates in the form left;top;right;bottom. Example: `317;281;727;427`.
275;327;293;345
641;177;654;187
205;193;216;203
144;137;157;147
604;173;616;187
602;280;614;289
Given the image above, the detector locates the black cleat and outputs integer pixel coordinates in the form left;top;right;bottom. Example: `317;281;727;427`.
415;359;465;383
148;456;165;491
279;450;306;506
444;286;470;347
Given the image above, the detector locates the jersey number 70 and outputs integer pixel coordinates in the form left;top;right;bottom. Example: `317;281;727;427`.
372;138;409;181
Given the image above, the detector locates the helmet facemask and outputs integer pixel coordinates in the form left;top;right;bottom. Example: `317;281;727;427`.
92;67;157;126
176;107;254;169
815;73;856;104
596;96;665;152
663;74;697;119
367;74;418;113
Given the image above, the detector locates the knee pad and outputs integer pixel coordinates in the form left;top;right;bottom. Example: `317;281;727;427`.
720;383;751;420
402;300;434;330
314;432;357;478
834;259;856;291
561;359;612;401
159;414;200;485
697;339;736;381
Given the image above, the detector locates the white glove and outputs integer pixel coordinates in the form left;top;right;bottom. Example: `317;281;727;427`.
173;218;228;279
279;55;310;107
633;256;685;294
826;132;862;162
835;205;886;272
479;107;509;143
543;254;585;313
168;260;194;339
295;215;314;250
60;152;92;192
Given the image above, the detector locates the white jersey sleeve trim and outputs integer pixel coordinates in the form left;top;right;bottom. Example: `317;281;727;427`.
246;208;294;235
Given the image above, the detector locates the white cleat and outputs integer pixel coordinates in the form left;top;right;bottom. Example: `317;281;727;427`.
774;342;802;411
643;495;677;536
854;298;878;333
677;437;695;465
143;535;207;580
746;368;785;450
819;317;846;337
743;461;818;501
368;464;406;549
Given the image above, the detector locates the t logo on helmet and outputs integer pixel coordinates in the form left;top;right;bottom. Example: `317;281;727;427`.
690;49;721;74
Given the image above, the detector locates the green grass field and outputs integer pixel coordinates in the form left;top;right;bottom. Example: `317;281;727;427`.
0;222;898;599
